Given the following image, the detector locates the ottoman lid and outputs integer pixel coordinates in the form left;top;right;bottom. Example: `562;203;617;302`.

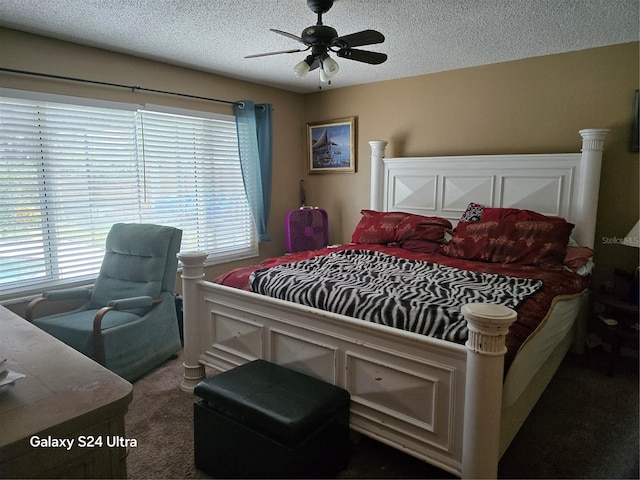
195;360;350;447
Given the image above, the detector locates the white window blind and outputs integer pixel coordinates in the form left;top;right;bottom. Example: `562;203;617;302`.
0;93;256;300
136;109;256;261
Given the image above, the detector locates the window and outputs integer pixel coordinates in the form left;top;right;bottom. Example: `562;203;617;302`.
0;90;256;300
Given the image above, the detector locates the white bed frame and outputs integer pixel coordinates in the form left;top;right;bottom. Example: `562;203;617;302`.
178;129;608;478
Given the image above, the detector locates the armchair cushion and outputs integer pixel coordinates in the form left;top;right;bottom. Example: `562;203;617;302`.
89;224;178;312
35;309;142;359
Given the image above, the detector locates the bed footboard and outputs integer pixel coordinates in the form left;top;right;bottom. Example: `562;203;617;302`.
178;252;515;478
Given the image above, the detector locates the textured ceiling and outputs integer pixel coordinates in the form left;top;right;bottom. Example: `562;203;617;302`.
0;0;638;94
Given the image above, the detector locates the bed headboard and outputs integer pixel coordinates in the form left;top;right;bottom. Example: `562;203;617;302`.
369;129;609;249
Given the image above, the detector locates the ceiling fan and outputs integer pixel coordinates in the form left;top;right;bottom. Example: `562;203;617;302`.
245;0;387;84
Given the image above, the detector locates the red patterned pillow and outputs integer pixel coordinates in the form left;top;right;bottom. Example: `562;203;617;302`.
396;215;452;243
351;210;452;245
481;207;565;223
400;239;442;253
351;210;408;244
564;246;595;272
442;220;574;267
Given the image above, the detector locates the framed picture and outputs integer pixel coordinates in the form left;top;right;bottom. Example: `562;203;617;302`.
307;117;356;173
632;89;639;153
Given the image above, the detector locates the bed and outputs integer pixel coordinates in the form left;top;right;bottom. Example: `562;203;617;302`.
178;128;608;478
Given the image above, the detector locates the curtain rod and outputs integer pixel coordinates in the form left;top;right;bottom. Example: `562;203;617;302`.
0;67;252;107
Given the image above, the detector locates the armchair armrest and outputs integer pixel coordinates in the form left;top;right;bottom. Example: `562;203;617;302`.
106;296;161;310
43;287;92;302
25;287;92;322
92;297;162;366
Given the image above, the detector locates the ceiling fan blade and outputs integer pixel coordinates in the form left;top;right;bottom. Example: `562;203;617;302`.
336;48;387;65
245;48;307;59
332;29;385;48
270;28;309;45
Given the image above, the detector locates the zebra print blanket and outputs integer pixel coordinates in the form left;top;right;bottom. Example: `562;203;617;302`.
249;249;543;343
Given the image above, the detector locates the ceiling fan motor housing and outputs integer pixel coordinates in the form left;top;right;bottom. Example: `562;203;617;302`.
302;25;338;46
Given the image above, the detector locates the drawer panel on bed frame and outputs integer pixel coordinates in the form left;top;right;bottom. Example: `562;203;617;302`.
345;350;462;459
199;291;467;471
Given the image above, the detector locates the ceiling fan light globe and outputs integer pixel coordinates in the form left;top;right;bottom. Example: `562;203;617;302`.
322;56;340;76
293;59;311;77
319;69;330;82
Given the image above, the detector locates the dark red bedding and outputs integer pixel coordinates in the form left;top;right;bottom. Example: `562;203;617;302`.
214;243;589;369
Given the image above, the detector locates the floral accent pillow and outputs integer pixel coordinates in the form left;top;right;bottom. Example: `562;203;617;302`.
459;202;486;222
441;219;574;267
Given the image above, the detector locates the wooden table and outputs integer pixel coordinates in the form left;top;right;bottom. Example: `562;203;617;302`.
0;305;133;478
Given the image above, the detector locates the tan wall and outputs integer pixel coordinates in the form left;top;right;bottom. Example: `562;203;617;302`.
302;42;640;289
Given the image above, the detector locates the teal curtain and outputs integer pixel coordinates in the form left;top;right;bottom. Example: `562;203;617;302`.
234;100;273;242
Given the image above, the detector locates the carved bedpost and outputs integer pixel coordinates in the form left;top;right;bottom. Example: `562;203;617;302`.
461;303;517;479
572;128;608;353
177;251;208;392
576;128;609;249
369;140;388;211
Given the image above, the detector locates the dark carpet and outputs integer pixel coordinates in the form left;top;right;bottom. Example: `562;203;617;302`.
125;348;638;479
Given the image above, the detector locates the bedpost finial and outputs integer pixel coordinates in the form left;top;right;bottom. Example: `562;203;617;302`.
369;140;388;156
462;303;516;356
579;128;609;152
177;251;208;279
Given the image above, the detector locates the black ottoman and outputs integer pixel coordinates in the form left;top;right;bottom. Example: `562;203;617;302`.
193;359;350;478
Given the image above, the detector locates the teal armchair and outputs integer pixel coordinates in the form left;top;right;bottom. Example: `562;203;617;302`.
26;223;183;382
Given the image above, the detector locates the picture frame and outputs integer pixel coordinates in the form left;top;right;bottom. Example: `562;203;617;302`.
307;117;356;173
631;89;639;153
